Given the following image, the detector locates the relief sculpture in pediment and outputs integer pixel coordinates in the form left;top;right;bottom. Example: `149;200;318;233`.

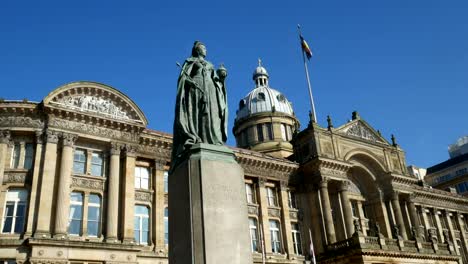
56;95;129;120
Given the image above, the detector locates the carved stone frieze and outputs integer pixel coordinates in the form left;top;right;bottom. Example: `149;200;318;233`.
53;94;131;121
343;122;379;142
268;208;281;218
135;190;153;202
319;167;347;178
247;204;259;215
3;171;27;184
48;117;139;142
0;116;43;129
289;210;298;220
71;176;104;191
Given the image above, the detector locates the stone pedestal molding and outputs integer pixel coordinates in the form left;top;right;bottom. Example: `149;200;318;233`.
169;143;252;264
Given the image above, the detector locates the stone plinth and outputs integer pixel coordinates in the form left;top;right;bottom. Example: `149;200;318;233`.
169;143;252;264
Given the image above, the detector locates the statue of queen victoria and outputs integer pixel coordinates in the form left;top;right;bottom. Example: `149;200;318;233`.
171;41;228;168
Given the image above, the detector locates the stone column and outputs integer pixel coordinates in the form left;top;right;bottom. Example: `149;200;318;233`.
339;181;354;238
35;130;59;238
434;209;445;242
278;181;295;257
25;132;44;237
420;206;430;238
319;178;336;244
54;133;77;237
0;130;11;185
153;160;166;254
457;215;468;257
445;211;458;254
391;191;407;240
122;145;136;243
357;202;367;236
257;178;272;253
407;195;420;238
106;143;121;242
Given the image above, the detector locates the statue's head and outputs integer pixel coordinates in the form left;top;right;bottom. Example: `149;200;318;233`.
217;64;227;80
192;41;207;58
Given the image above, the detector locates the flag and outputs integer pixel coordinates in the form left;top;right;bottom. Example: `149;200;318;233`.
300;35;313;60
309;229;317;264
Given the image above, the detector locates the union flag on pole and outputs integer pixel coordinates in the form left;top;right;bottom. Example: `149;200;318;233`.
300;35;313;60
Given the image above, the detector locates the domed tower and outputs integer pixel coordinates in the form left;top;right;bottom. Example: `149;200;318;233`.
233;60;300;158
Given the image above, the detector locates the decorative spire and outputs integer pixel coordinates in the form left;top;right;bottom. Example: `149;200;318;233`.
327;115;333;130
391;134;398;147
352;111;360;120
253;58;269;87
258;58;262;67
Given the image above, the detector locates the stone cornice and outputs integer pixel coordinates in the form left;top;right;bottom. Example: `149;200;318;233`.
303;157;353;180
234;147;298;180
137;133;172;161
411;184;468;211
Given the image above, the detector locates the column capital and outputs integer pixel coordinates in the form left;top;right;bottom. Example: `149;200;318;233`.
392;190;401;200
279;180;288;191
318;177;329;189
258;177;267;188
154;159;165;170
35;131;44;144
339;180;350;192
408;193;416;202
45;129;60;144
0;130;11;144
62;133;78;147
124;144;138;157
110;142;123;155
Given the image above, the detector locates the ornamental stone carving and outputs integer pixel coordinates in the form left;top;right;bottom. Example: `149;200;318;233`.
247;205;259;215
62;133;78;146
46;130;60;144
110;142;123;155
4;172;27;184
135;191;153;202
343;122;379;142
0;130;11;144
125;144;138;157
55;95;130;120
289;210;298;220
268;208;281;218
71;176;104;190
48;117;139;142
0;116;43;129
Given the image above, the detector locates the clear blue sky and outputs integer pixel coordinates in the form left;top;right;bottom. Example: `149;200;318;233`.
1;0;467;168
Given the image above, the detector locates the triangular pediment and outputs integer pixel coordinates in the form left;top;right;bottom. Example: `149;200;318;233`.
43;81;148;126
335;119;389;145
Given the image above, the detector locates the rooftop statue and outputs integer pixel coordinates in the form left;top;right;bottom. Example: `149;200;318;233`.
171;41;228;169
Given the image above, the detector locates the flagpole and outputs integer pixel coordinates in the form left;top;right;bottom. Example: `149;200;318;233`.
309;228;317;264
297;24;317;123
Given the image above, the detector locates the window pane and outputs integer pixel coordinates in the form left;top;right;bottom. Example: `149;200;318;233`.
142;231;149;244
24;143;34;169
16;204;26;217
134;216;140;230
135;205;149;215
142;217;149;231
91;153;103;165
69;220;81;235
4;203;14;216
88;207;99;221
91;164;102;176
71;192;83;202
73;149;86;174
89;194;100;204
88;221;98;236
11;143;20;168
134;230;140;244
164;171;169;193
141;178;149;189
70;205;82;219
2;217;12;233
73;162;85;174
14;217;24;233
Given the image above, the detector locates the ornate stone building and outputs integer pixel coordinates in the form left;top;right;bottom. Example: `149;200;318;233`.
0;65;468;264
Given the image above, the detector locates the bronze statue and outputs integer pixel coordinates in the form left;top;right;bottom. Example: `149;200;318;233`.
171;41;228;169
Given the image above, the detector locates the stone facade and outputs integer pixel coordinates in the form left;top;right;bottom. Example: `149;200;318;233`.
0;81;466;264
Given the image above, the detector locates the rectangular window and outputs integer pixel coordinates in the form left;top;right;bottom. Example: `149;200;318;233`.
10;143;20;169
90;152;103;176
135;167;150;189
269;220;282;253
134;205;150;245
286;125;293;141
280;124;287;141
266;187;278;207
164;171;169;193
164;207;168;245
291;223;303;255
266;123;273;140
249;217;259;252
87;194;101;237
2;189;28;234
351;201;358;217
288;191;297;209
257;124;264;142
245;183;256;204
24;143;34;170
73;149;86;174
69;192;83;235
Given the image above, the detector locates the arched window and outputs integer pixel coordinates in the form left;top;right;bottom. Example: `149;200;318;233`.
87;194;101;237
239;99;246;109
2;189;28;234
69;192;83;235
135;205;150;245
258;92;266;101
